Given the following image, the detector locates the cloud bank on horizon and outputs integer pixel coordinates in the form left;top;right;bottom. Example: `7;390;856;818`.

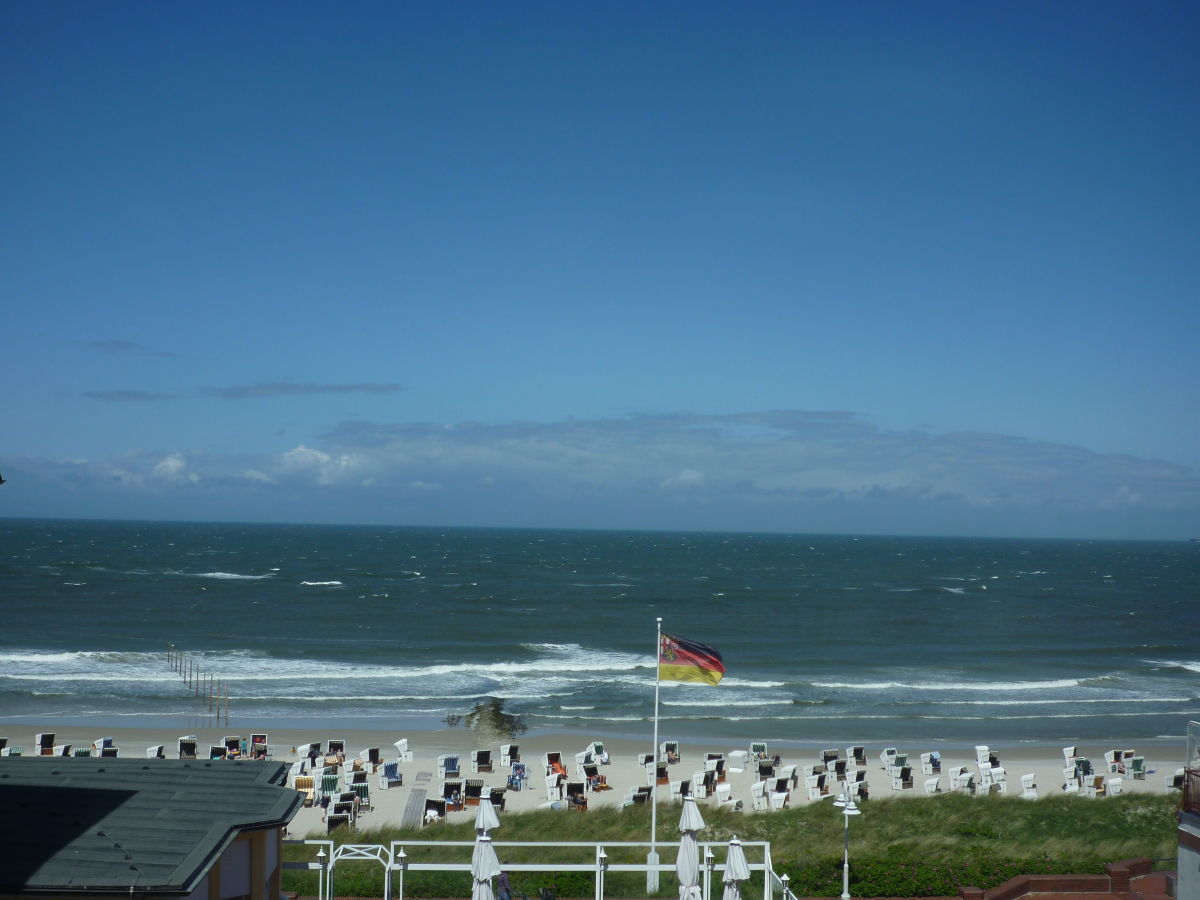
7;410;1198;539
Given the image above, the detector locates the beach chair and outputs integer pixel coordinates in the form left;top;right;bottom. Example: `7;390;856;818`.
53;743;72;757
1104;749;1122;774
35;733;56;756
326;810;353;834
668;779;687;803
768;777;790;810
565;781;587;811
464;778;485;806
489;788;507;811
508;762;528;791
847;746;867;767
146;744;165;759
472;749;494;773
357;747;380;771
394;738;414;762
98;745;119;758
891;766;914;791
501;743;520;765
923;776;941;794
1130;756;1145;780
287;761;305;784
1062;746;1077;763
222;736;243;758
0;737;7;754
1084;775;1107;798
1020;773;1038;799
985;767;1007;794
93;737;114;755
326;739;345;756
178;736;198;759
777;764;798;789
423;797;447;824
294;775;315;806
209;745;227;760
1062;767;1080;794
1106;777;1123;796
879;747;897;769
715;782;734;811
444;780;464;811
649;762;669;786
250;733;270;759
574;750;593;772
829;759;847;783
623;785;651;806
588;741;607;763
543;752;566;778
804;774;825;801
847;769;867;791
921;751;941;775
439;754;461;779
750;779;769;811
952;770;975;795
693;770;716;799
756;759;775;781
351;781;372;811
73;747;93;757
1120;749;1136;777
379;761;403;790
660;740;681;764
749;742;767;762
1165;769;1185;791
726;749;748;773
887;753;909;777
545;773;564;802
821;748;840;767
319;772;340;800
636;752;654;767
1;746;23;756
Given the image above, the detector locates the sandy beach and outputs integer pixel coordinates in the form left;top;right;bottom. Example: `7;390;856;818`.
0;721;1185;839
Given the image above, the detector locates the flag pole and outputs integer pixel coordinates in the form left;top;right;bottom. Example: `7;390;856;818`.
648;616;662;892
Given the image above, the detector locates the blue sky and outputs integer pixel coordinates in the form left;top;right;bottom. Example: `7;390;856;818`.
3;1;1198;539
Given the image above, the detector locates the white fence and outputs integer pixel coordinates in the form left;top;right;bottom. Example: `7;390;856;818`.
284;838;795;900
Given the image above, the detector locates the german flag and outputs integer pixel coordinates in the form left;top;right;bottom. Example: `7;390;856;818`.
659;633;725;685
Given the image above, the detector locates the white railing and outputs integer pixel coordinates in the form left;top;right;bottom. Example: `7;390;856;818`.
284;838;784;900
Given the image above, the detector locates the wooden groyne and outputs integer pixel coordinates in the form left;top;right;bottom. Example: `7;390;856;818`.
167;643;230;725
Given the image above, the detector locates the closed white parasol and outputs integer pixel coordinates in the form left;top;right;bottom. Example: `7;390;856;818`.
675;795;705;900
471;833;503;900
722;837;751;900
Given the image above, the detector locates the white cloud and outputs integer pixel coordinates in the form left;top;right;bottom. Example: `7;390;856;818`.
152;453;198;484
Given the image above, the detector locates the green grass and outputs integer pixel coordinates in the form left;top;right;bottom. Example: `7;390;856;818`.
282;793;1178;898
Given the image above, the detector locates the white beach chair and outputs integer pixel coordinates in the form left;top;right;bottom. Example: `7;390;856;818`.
438;754;461;779
1165;768;1185;791
713;782;735;808
1106;777;1123;796
921;751;941;775
727;749;748;773
890;766;914;791
749;741;767;762
750;779;769;811
146;744;165;760
879;747;897;769
923;776;941;794
1062;767;1081;794
1020;773;1038;799
501;743;519;765
394;738;414;762
847;746;867;767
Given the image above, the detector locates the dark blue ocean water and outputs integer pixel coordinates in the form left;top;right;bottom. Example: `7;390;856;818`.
2;518;1197;747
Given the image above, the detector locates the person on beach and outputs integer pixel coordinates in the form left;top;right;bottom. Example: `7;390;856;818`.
497;870;512;900
319;794;330;822
308;746;319;770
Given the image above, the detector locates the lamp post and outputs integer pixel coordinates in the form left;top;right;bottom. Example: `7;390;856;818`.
832;788;861;899
316;848;327;900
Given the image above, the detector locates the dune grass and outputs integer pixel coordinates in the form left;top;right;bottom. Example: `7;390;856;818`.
282;793;1178;898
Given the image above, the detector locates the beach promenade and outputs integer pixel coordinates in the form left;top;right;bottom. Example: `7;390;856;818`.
0;723;1184;839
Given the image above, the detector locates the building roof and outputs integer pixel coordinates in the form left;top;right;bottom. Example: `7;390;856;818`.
0;757;301;896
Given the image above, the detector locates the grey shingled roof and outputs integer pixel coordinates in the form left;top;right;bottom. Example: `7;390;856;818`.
0;757;301;896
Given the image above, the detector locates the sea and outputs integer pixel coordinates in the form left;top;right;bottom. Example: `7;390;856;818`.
2;518;1198;750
